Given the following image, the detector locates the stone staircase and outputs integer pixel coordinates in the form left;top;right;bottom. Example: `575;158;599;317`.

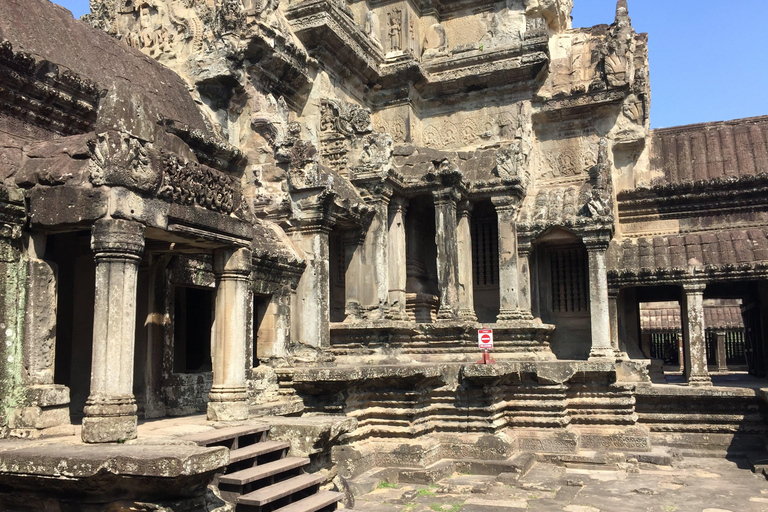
187;424;342;512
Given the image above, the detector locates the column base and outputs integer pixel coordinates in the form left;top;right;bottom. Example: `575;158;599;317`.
497;309;534;322
208;386;249;421
588;347;616;361
436;307;458;321
207;401;250;422
457;309;478;322
614;350;630;361
81;397;137;443
385;305;410;322
687;374;713;387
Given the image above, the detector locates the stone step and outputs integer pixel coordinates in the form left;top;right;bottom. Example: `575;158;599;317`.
237;473;325;507
186;424;270;448
221;457;310;487
229;441;291;465
274;490;342;512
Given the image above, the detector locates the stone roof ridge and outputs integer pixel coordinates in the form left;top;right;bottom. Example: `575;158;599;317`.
649;115;768;186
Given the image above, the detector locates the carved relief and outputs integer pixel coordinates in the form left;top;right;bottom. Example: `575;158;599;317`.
158;154;242;215
364;10;382;49
89;132;160;192
422;23;448;59
388;9;402;52
319;99;373;172
540;136;598;181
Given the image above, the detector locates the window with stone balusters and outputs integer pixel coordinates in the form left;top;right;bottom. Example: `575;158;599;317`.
471;215;499;287
549;246;589;313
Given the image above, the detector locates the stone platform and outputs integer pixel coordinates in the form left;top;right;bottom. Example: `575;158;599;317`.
329;320;557;365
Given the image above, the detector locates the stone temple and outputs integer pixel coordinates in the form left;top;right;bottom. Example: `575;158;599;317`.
0;0;766;509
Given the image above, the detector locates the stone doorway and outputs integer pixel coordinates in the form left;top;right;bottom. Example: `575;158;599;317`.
471;200;500;323
46;231;95;422
532;229;591;359
405;195;439;323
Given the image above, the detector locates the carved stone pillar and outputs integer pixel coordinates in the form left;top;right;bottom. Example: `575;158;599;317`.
456;201;477;322
82;219;144;443
682;282;712;387
343;233;364;322
492;198;523;322
290;225;331;348
208;247;252;421
585;237;613;360
715;330;728;373
360;194;390;319
518;237;534;319
433;189;460;321
387;197;409;321
608;288;627;359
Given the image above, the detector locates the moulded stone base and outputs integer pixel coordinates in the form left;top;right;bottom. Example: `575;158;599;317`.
82;414;137;444
207;401;249;422
514;428;580;454
577;425;651;452
588;347;615;361
687;374;713;387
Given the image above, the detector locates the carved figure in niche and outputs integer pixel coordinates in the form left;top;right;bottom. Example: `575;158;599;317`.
388;10;402;52
584;138;613;219
422;23;448;59
408;15;416;54
364;10;382;49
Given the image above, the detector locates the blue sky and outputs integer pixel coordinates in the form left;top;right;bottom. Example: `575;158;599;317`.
53;0;768;129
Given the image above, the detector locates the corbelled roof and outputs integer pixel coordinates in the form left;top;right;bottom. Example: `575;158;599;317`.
639;300;744;331
649;116;768;186
607;229;768;272
0;0;212;137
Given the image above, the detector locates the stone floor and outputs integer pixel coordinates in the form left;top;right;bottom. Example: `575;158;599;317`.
347;458;768;512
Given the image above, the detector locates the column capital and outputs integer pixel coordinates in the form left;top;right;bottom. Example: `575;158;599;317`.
608;287;620;299
91;219;145;258
388;196;409;215
214;247;252;279
584;238;611;253
457;199;472;218
490;196;518;212
682;281;707;293
432;187;461;206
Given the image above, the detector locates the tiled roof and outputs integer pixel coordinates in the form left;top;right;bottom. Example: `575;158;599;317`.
650;116;768;186
607;229;768;272
639;302;743;331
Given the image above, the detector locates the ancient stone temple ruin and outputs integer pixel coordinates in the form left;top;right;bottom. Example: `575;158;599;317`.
0;0;767;509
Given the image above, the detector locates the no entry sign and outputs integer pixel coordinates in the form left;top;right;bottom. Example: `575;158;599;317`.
478;329;494;350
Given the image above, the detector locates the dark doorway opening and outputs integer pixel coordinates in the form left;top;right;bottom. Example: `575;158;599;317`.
471;200;500;323
173;286;213;374
46;231;95;421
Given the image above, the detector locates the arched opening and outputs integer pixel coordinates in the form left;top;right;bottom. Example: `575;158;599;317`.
471;200;500;323
532;228;591;359
405;195;439;322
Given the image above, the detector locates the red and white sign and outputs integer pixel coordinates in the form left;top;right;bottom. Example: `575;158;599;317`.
478;329;494;350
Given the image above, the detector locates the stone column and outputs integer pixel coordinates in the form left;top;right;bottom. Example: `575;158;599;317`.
360;194;390;320
291;225;331;348
492;198;523;322
585;237;613;360
433;189;460;321
343;233;363;322
387;197;409;320
608;288;627;359
456;201;477;322
517;237;534;319
681;282;712;387
82;219;145;443
715;330;728;373
208;247;252;421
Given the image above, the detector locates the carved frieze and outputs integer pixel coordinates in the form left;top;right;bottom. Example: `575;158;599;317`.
158;154;243;215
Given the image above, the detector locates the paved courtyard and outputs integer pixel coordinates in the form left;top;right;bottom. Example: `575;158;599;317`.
348;458;768;512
